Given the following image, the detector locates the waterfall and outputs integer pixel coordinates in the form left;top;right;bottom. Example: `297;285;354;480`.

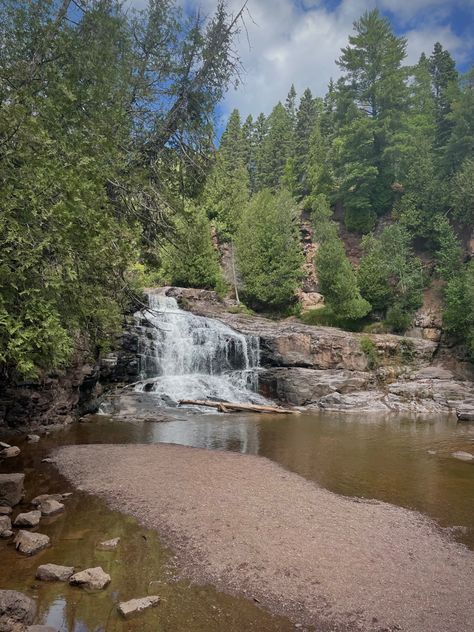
132;293;267;406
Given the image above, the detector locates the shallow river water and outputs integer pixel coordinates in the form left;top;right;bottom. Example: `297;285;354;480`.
1;407;474;631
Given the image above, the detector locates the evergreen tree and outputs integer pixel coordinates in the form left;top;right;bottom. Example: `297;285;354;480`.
285;84;297;123
429;42;458;148
443;262;474;360
258;103;294;190
294;88;318;198
236;189;303;309
336;9;408;232
253;112;269;191
445;67;474;172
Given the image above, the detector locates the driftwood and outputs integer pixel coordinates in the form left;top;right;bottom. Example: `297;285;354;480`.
178;399;300;414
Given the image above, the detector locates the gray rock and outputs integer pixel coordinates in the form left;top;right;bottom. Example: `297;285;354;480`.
30;494;63;507
0;441;11;449
457;401;474;422
1;530;13;539
26;627;58;632
0;446;20;459
0;590;36;631
36;564;74;582
97;537;120;551
0;515;12;534
14;530;50;556
452;451;474;462
117;596;160;619
0;506;12;516
26;435;40;443
13;511;41;528
0;473;25;507
39;499;64;516
69;567;111;591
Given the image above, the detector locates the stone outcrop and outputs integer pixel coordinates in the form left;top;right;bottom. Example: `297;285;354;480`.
14;530;50;556
457;400;474;421
0;474;24;507
69;567;110;591
36;564;74;582
118;596;160;619
0;590;36;632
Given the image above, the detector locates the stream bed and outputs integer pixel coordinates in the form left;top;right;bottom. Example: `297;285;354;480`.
1;408;474;631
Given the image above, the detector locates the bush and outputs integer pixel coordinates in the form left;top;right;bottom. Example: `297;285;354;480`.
384;305;412;334
360;337;380;369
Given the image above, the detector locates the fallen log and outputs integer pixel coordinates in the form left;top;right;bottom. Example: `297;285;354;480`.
178;399;300;414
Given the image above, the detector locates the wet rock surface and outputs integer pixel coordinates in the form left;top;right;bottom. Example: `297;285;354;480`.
0;590;36;632
96;537;120;551
0;446;21;459
36;564;74;582
117;595;160;619
14;530;50;556
38;499;64;517
13;511;41;528
69;567;111;591
0;474;25;507
0;515;12;535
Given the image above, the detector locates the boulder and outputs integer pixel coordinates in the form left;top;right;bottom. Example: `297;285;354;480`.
39;499;64;517
457;401;474;422
0;515;12;534
1;530;13;539
0;474;24;507
69;567;110;591
26;435;40;443
96;537;120;551
0;590;36;632
36;564;74;582
30;494;63;507
13;511;41;528
0;506;12;516
0;446;20;459
14;530;50;556
0;442;11;449
452;451;474;462
117;596;160;619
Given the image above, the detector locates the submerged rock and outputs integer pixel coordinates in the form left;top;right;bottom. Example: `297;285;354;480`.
97;537;120;551
14;530;50;556
36;564;74;582
0;473;25;507
0;589;36;631
30;494;63;507
452;451;474;462
0;506;12;516
117;596;160;619
26;434;40;443
13;510;41;528
39;499;64;516
0;515;12;535
69;567;111;591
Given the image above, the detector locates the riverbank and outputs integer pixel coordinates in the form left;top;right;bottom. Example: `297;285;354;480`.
53;442;474;632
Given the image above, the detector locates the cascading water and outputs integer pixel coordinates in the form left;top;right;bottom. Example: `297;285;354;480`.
132;293;267;407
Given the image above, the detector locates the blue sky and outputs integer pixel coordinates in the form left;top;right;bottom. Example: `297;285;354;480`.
180;0;474;118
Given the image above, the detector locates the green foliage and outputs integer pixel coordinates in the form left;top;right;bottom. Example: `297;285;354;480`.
160;205;223;290
452;158;474;227
236;189;303;309
257;103;294;190
385;305;412;334
360;337;380;369
300;307;372;332
358;225;424;318
399;338;416;363
443;262;474;360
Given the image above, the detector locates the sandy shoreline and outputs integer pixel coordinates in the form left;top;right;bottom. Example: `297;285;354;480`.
53;443;474;631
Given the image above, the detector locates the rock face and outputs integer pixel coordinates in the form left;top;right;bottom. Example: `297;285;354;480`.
0;474;25;507
14;530;50;556
457;400;474;421
117;596;160;619
69;567;110;591
0;590;36;632
39;499;64;517
36;564;74;582
13;511;41;528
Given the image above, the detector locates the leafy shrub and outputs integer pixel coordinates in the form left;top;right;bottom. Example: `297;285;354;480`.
384;305;412;334
360;337;380;369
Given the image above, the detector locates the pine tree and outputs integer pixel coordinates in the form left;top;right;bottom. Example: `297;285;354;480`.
253;112;269;191
444;67;474;173
429;42;459;148
258;103;294;190
294;88;318;198
236;189;303;309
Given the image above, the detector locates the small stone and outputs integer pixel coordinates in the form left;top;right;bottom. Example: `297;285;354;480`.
1;530;13;539
0;506;12;515
36;564;75;582
0;473;25;507
14;510;41;528
452;451;474;461
39;499;65;516
0;589;36;629
427;449;437;455
14;530;50;556
69;567;111;591
97;537;120;551
117;596;160;619
0;515;12;534
0;441;11;449
41;458;54;464
27;434;40;443
1;446;20;458
30;493;63;507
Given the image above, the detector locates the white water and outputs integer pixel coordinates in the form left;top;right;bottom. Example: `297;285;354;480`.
133;294;267;406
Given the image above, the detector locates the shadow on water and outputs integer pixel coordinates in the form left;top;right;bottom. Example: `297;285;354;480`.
2;404;474;630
